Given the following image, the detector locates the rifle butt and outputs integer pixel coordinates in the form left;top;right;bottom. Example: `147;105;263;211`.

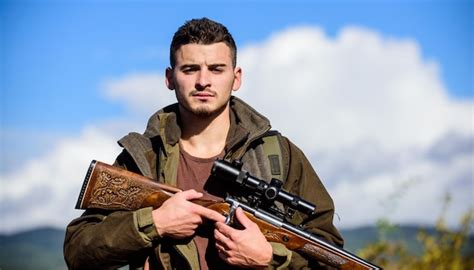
75;160;180;210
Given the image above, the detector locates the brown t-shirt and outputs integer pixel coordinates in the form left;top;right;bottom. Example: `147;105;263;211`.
176;146;226;270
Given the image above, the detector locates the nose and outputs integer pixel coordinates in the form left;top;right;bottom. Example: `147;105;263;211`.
196;70;211;90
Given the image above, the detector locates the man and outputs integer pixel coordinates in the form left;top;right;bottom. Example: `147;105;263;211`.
64;18;343;269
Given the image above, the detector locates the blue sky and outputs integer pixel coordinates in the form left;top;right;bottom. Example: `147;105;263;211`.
2;0;472;132
0;0;473;232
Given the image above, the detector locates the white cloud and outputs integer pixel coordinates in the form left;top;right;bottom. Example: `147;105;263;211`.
1;25;472;232
237;26;471;152
0;127;121;233
235;26;473;228
102;72;176;116
327;140;473;228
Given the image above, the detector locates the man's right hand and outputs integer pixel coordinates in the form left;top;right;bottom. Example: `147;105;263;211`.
151;189;225;239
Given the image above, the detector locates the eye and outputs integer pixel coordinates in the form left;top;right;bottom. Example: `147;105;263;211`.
209;66;224;74
183;68;197;74
181;65;199;74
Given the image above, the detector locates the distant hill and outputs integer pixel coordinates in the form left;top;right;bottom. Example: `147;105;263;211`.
0;227;66;270
0;225;472;269
341;225;441;256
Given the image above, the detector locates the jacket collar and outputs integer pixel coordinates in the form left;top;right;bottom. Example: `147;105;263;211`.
143;96;271;156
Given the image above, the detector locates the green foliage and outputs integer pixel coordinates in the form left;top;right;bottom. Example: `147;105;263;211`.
358;196;474;270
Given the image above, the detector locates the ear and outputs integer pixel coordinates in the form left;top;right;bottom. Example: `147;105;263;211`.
165;67;175;90
232;66;242;92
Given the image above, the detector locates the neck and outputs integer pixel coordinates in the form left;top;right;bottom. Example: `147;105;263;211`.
179;105;230;158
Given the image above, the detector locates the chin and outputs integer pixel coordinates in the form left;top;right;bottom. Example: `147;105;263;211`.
192;103;228;117
193;107;216;117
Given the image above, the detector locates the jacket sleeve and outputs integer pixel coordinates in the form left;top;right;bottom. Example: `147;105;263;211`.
63;151;161;269
278;137;344;269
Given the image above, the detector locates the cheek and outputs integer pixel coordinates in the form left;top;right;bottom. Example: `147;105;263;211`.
174;75;195;89
175;80;188;90
217;76;236;90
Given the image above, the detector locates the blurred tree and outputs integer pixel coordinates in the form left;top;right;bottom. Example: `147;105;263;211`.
358;194;474;269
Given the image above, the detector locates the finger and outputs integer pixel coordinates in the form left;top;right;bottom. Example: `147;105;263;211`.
214;228;235;250
177;189;203;201
215;242;223;251
214;226;227;244
214;242;228;254
214;229;225;245
234;207;254;228
217;248;230;261
194;205;226;223
215;221;235;238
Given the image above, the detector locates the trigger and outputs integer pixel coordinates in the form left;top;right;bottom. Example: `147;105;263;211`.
225;202;239;225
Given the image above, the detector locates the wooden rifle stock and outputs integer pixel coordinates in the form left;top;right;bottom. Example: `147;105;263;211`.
76;160;182;210
75;160;381;270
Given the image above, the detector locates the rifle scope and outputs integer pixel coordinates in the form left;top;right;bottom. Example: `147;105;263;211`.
212;159;316;216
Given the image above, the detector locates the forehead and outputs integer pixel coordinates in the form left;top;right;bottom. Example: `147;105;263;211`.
174;42;233;65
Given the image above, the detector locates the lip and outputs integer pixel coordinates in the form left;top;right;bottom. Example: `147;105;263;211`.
192;92;215;100
193;92;214;97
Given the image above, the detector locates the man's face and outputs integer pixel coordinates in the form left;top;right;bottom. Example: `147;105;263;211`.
166;42;241;117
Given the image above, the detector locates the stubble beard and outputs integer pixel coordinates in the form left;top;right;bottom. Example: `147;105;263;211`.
180;91;231;118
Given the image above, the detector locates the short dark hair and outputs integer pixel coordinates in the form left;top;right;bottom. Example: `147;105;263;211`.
170;17;237;68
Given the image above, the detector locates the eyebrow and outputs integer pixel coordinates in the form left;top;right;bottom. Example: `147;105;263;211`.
179;64;199;70
208;63;227;68
179;63;228;70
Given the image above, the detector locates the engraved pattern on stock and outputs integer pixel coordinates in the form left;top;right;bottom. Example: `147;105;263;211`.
88;170;152;210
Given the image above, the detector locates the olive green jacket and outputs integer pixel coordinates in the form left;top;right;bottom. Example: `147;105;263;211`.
64;97;343;269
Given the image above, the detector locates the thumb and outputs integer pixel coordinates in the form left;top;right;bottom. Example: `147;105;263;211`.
235;207;253;228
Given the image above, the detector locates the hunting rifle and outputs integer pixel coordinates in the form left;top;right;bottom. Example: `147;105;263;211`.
75;160;381;270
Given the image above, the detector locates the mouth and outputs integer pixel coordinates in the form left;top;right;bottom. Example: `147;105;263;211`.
191;91;215;100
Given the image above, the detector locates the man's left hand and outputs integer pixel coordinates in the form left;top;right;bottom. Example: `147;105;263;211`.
214;207;272;268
